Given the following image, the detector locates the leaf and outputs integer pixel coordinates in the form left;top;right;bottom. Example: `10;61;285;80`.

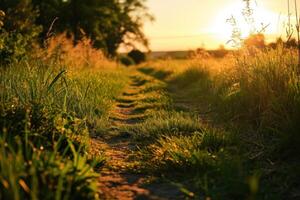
47;70;66;93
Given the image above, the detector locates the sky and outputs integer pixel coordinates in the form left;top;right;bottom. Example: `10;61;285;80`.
143;0;290;51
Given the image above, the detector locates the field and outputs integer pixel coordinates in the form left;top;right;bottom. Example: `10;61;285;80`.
1;44;300;200
0;54;128;199
2;1;300;199
133;49;300;199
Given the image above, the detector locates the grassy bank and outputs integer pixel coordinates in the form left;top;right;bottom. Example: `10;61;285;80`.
130;48;300;199
0;53;128;199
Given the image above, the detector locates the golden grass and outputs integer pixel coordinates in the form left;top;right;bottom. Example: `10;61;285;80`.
43;33;117;69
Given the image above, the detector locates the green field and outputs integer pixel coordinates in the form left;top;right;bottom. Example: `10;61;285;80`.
1;47;300;199
1;1;300;199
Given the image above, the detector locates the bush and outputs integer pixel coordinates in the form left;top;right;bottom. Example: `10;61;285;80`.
128;49;146;64
119;55;135;66
0;31;33;64
0;3;41;64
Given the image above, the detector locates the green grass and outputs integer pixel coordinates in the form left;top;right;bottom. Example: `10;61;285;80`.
1;46;299;199
0;61;128;133
0;59;127;199
132;47;300;199
126;110;204;141
0;133;102;200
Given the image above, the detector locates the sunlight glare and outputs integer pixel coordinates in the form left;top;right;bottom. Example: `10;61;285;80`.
211;1;277;44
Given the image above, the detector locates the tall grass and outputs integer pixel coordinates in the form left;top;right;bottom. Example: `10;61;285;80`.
0;34;127;199
0;57;127;131
221;49;299;156
143;48;300;155
43;33;116;69
0;132;101;200
137;47;300;199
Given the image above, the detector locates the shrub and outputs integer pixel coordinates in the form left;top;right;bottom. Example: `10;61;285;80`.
0;2;41;64
128;49;146;64
119;55;135;66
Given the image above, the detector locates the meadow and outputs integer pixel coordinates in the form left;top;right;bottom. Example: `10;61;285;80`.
0;35;128;199
1;31;300;200
3;0;300;199
129;47;300;199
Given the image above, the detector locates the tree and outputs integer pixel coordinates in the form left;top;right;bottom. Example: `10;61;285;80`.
0;0;41;36
32;0;152;57
0;0;41;63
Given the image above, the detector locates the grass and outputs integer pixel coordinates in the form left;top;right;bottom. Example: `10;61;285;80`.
130;47;300;199
0;60;128;133
126;110;203;141
0;132;101;200
0;35;128;199
1;33;300;199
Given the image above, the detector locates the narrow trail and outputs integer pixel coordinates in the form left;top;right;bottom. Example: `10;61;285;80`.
91;73;184;200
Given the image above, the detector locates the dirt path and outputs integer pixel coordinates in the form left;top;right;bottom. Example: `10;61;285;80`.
91;74;185;200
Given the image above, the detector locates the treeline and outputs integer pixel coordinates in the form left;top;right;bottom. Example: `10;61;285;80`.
0;0;151;63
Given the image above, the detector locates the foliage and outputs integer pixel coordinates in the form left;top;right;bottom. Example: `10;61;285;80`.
0;105;100;200
0;48;127;198
0;82;100;199
119;55;135;66
31;0;152;57
0;0;41;63
0;0;152;59
128;49;147;64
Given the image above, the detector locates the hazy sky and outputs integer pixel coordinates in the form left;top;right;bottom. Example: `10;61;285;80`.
143;0;289;51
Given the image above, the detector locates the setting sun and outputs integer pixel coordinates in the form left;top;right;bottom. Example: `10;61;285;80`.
144;0;283;50
211;1;277;42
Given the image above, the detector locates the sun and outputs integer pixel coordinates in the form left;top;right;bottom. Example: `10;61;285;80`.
211;1;276;45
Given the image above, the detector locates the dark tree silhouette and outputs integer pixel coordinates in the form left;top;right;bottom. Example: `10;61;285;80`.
31;0;152;57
